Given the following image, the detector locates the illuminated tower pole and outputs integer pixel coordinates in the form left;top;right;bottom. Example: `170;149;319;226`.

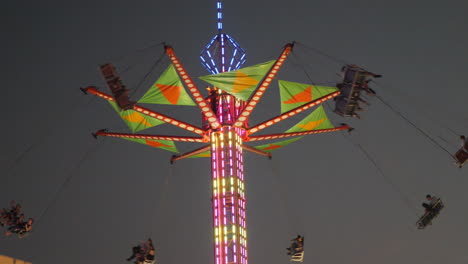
200;2;249;264
197;40;294;264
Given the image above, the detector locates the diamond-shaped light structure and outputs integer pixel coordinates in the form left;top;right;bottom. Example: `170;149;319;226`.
200;1;246;74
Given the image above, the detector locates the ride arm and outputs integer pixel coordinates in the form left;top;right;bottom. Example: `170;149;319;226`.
165;45;221;130
246;124;351;142
233;42;295;128
242;144;272;159
81;86;206;136
171;145;211;163
93;130;207;143
247;90;340;135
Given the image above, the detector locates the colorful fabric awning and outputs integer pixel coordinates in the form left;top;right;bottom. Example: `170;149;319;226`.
285;105;334;133
108;101;165;133
199;61;275;101
279;80;338;114
138;64;196;106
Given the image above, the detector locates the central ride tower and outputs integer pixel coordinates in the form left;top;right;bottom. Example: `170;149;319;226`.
82;1;349;264
200;2;248;264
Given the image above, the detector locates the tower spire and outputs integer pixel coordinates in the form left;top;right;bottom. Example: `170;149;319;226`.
217;0;223;33
200;0;246;74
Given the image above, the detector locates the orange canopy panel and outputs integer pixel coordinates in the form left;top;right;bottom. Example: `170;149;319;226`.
0;255;32;264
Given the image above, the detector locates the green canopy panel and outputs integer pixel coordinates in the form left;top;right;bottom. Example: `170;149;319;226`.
108;101;165;133
188;150;211;158
253;137;304;153
138;64;196;106
285;105;334;133
279;80;338;114
199;60;275;101
124;137;179;153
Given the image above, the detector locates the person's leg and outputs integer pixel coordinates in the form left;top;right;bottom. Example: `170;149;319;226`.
422;203;431;211
127;246;140;261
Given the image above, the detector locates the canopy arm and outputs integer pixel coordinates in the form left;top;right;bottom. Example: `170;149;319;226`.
82;86;206;136
233;42;295;128
248;90;340;135
165;45;221;130
93;130;207;143
246;124;351;142
242;144;272;159
171;145;211;163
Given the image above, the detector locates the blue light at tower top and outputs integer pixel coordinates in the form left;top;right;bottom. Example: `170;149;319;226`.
217;1;223;31
200;0;246;74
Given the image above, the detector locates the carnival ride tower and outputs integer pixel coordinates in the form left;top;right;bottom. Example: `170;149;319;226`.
200;3;289;264
83;1;349;264
200;3;249;264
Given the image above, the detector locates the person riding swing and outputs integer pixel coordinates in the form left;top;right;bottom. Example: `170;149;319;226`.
454;135;468;168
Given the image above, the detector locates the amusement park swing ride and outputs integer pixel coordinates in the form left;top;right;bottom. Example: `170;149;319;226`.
76;0;462;263
81;1;348;262
2;4;468;264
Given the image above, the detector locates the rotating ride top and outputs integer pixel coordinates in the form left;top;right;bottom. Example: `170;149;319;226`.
82;1;352;264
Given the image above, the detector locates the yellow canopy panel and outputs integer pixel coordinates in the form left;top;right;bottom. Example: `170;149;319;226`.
0;255;32;264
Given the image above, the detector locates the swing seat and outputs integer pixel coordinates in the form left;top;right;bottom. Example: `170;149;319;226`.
17;230;30;239
334;94;361;117
135;258;156;264
99;63;134;110
454;149;468;168
5;226;31;238
416;198;444;229
290;251;304;262
334;65;378;118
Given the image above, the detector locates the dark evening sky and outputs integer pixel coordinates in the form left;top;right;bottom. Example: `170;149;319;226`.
1;1;467;264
